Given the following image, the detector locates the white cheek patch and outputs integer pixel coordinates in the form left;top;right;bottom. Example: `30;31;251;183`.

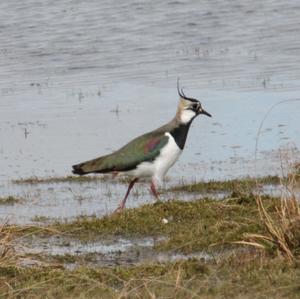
180;109;196;124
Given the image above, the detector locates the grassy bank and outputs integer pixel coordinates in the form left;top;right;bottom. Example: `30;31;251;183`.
53;195;276;254
1;253;300;298
1;175;300;298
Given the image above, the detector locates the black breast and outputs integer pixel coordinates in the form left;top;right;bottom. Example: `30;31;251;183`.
169;123;192;150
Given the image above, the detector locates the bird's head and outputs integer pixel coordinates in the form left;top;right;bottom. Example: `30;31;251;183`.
176;84;212;124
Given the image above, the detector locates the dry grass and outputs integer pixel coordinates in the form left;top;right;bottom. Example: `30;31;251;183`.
236;150;300;262
237;195;300;262
0;224;17;268
0;249;299;298
248;99;300;262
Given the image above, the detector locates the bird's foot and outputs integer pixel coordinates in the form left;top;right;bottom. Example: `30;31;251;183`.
150;181;160;200
113;203;125;214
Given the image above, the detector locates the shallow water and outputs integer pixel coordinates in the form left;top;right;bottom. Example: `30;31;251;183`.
1;0;300;223
17;234;211;268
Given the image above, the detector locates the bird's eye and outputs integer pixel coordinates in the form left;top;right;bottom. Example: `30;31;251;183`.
192;103;198;110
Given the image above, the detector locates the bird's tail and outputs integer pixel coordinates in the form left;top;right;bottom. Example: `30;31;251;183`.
72;156;108;175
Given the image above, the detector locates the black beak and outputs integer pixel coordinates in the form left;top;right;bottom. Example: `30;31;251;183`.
199;108;212;117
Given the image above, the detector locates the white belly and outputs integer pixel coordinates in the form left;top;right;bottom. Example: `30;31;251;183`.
127;132;182;181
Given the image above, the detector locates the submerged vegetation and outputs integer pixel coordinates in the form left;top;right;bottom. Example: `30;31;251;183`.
1;171;300;298
0;196;21;205
12;175;129;185
171;174;299;194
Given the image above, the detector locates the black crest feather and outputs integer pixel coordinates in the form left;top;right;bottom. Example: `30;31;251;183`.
177;78;198;103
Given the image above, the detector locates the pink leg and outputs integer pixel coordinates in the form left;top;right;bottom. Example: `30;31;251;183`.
150;180;159;199
114;178;139;213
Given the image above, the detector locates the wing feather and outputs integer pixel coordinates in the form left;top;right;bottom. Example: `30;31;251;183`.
72;132;169;174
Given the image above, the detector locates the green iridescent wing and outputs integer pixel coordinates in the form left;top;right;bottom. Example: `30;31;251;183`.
102;132;169;172
73;132;169;174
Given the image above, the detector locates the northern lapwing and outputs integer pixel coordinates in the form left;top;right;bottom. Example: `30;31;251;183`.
72;83;212;212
